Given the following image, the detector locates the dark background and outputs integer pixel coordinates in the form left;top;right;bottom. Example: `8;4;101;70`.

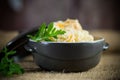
0;0;120;32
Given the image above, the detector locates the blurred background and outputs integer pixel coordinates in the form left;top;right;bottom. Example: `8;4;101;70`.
0;0;120;51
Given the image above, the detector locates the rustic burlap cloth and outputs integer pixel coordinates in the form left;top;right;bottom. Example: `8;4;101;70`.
0;52;120;80
0;30;120;80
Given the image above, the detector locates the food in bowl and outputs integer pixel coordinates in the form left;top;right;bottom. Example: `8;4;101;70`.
25;19;109;72
54;19;94;42
28;19;94;43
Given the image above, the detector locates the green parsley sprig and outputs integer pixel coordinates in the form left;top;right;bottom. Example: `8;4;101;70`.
0;47;24;77
27;22;66;42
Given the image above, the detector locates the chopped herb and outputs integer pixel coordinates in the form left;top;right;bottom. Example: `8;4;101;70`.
27;22;66;42
0;47;24;77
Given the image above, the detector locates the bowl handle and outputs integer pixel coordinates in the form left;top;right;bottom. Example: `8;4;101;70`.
103;42;109;51
24;45;35;53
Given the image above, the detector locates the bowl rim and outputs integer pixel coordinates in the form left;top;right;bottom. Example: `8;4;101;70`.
29;36;105;44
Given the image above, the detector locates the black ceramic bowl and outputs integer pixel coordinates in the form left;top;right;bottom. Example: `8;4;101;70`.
25;37;109;72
